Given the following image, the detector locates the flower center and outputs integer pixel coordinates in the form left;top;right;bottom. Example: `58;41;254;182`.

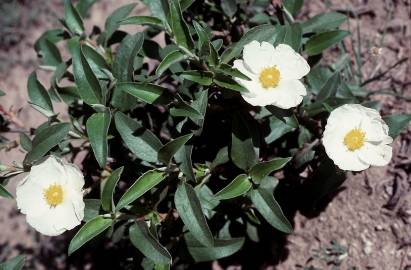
343;128;366;151
259;66;281;89
43;184;64;207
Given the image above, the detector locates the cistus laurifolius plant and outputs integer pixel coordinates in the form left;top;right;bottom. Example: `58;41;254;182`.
1;0;411;268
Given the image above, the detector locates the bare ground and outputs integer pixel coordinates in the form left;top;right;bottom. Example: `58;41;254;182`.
0;0;410;269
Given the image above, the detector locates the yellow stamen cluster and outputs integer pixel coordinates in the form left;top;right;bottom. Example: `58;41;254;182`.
259;66;280;89
343;128;366;151
44;184;64;207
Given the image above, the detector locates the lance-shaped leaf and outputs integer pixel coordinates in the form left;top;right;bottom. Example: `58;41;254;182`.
249;188;292;233
231;114;258;170
64;0;84;35
104;3;136;44
72;44;103;105
383;114;411;139
274;23;302;51
116;83;171;104
170;95;203;121
250;157;292;183
158;133;193;164
214;74;247;92
129;221;172;264
68;216;112;255
180;71;213;86
111;32;144;110
185;234;244;262
86;111;111;168
101;167;123;212
169;0;193;50
156;50;186;76
304;30;350;56
76;0;98;17
301;12;347;34
114;112;163;163
27;72;54;115
0;184;13;199
221;24;278;63
175;145;195;182
120;16;163;27
174;182;214;247
283;0;303;15
0;255;25;270
83;199;101;222
217;63;251;81
24;123;71;164
215;174;252;200
116;170;166;211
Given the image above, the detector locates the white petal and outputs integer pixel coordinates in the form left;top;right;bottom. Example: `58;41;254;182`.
28;156;66;188
63;162;85;190
26;212;65;236
16;177;49;217
358;143;392;166
243;41;276;73
52;201;83;231
273;44;310;80
269;79;306;109
322;128;369;171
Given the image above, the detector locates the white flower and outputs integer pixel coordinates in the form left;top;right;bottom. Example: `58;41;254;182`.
323;104;393;171
233;41;310;109
16;156;85;236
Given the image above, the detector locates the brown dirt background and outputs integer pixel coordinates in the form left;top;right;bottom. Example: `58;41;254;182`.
0;0;410;269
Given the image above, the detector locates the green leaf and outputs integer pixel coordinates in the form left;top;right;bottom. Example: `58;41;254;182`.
68;216;112;255
116;170;166;211
304;30;350;56
116;83;171;104
82;44;110;79
114;112;163;163
265;113;298;144
0;89;5;96
156;50;186;75
221;24;278;63
0;255;25;270
214;74;247;93
185;234;244;262
249;188;293;233
174;182;214;247
72;44;103;105
129;221;172;264
193;20;209;50
0;184;13;199
86;112;111;168
180;70;213;86
175;145;195;182
217;63;251;81
83;199;101;222
104;3;137;44
76;0;98;17
120;16;163;27
215;174;252;200
181;0;195;10
27;72;54;116
158;134;193;164
101;167;124;212
169;0;193;50
35;38;63;67
19;133;32;152
276;23;302;51
24;123;71;164
301;12;347;34
111;33;145;110
170;96;203;120
231;114;258;170
283;0;303;15
316;72;340;102
250;157;292;183
383;114;411;139
221;0;237;18
64;0;85;35
144;0;169;28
